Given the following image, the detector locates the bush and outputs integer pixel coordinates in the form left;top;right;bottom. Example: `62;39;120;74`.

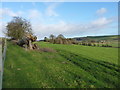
93;44;96;46
97;44;99;47
88;43;92;46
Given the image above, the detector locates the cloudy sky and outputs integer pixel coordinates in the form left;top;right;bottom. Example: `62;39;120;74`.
0;2;118;39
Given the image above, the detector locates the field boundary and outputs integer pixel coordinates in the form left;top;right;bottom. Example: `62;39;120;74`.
0;38;7;90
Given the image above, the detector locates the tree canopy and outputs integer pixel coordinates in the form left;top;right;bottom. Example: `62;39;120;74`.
6;17;33;40
57;34;65;39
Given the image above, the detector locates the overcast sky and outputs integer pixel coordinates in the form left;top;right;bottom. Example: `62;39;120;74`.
0;2;118;39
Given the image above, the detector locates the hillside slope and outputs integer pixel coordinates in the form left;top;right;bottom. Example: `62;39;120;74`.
3;41;120;88
74;35;119;47
74;35;120;41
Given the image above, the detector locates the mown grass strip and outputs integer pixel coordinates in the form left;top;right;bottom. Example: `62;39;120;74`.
57;49;120;88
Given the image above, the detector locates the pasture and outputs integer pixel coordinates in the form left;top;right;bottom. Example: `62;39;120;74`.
2;41;120;88
76;35;120;48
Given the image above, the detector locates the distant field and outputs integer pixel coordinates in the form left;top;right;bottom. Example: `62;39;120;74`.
75;35;120;41
3;41;120;88
75;35;120;48
108;40;119;47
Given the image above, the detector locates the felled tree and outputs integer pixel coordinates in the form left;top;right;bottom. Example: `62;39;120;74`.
17;34;37;50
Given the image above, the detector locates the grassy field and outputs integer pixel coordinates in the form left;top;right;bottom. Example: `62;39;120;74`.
3;41;120;88
75;35;120;47
75;35;120;41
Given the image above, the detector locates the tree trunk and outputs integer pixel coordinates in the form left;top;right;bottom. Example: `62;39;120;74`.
28;40;33;50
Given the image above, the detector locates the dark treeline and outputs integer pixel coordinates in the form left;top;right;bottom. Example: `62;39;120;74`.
79;40;112;47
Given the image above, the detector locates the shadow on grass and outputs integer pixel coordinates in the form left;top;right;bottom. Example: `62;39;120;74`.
57;49;120;88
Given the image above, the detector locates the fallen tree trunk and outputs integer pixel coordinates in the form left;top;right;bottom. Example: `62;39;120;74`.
16;34;38;50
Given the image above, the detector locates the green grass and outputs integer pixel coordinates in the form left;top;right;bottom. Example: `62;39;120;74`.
76;35;119;47
36;42;118;64
3;41;120;88
108;40;119;47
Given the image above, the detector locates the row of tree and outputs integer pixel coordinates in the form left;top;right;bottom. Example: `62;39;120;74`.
44;34;78;45
44;34;112;47
79;41;112;47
